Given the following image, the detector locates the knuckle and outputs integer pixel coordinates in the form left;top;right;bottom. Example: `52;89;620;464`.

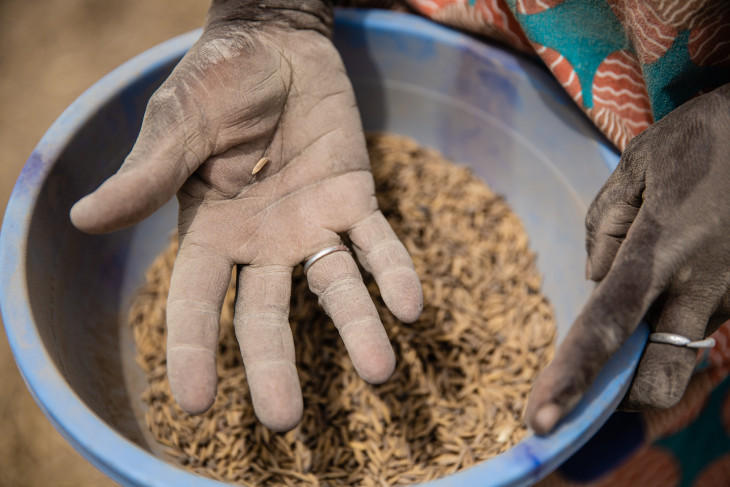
627;347;695;410
235;311;289;328
321;276;361;301
147;86;179;115
627;377;684;410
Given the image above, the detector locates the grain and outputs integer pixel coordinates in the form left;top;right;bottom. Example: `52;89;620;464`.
129;132;556;486
252;156;270;175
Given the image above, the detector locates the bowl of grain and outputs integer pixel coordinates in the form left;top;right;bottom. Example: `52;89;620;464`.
0;9;647;487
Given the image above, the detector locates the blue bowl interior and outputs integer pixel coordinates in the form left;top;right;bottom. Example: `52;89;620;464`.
0;10;647;487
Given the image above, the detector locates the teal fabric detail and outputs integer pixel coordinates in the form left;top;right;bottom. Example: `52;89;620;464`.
642;30;730;121
654;377;730;487
506;0;632;109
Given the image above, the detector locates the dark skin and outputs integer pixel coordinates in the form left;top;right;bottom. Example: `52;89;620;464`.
71;0;730;434
527;84;730;433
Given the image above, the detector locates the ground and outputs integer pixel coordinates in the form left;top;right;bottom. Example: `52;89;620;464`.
0;1;207;485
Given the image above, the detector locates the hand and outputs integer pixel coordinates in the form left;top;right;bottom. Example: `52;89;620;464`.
526;84;730;434
70;0;423;432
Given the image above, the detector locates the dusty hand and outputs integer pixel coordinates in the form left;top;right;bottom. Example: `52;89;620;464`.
70;1;423;431
526;84;730;434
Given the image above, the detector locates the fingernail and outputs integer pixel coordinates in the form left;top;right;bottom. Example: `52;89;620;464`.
585;258;592;280
534;403;562;435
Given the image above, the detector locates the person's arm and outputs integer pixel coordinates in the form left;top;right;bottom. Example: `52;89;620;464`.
526;84;730;434
71;0;423;432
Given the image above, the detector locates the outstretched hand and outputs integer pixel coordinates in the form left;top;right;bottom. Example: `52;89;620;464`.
526;84;730;434
71;3;423;432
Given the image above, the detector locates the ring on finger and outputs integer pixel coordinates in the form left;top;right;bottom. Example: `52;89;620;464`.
648;332;716;349
303;244;351;275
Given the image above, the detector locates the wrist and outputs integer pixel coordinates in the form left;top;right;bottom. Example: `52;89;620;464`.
205;0;334;38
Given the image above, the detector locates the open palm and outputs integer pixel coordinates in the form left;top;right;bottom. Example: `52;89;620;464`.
71;25;423;431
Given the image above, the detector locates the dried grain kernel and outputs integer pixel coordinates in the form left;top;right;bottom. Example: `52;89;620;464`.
252;156;270;175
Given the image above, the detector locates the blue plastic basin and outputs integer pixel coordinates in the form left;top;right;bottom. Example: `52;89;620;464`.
0;10;647;487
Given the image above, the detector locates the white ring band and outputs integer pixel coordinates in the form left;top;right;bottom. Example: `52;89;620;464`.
303;244;350;274
648;332;716;349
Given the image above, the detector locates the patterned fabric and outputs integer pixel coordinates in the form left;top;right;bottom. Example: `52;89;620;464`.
404;0;730;151
536;367;730;487
344;1;730;484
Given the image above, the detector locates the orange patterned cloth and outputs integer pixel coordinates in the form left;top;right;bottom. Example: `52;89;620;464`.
404;0;730;151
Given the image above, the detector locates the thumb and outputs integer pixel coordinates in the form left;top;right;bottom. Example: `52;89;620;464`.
71;85;210;233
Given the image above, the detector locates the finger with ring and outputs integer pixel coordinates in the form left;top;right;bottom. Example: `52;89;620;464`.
303;244;351;274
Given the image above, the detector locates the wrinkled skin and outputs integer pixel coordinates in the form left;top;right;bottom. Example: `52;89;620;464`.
71;0;423;432
526;84;730;434
71;0;728;438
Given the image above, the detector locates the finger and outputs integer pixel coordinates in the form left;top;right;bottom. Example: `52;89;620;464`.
71;85;209;234
526;213;663;434
621;263;730;410
348;211;423;323
306;248;396;384
584;149;645;281
166;243;231;414
707;291;730;336
234;264;302;432
621;288;715;411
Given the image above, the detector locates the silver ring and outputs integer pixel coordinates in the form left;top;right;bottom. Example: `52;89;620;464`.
302;244;350;274
648;332;716;349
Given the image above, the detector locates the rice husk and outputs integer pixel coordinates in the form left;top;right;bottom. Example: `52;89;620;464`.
129;132;556;486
